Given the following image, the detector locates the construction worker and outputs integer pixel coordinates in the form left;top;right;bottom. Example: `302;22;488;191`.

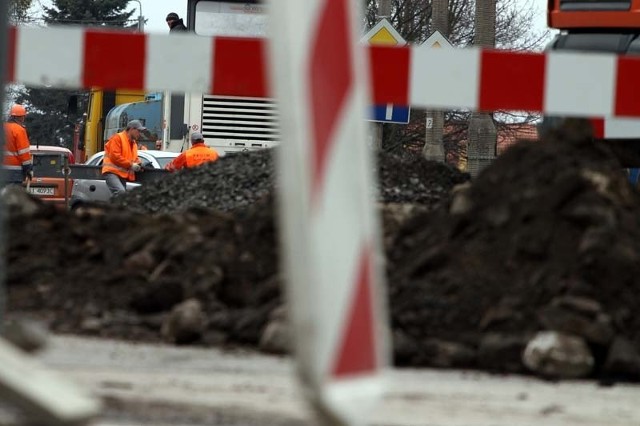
165;132;219;172
3;104;33;186
101;120;144;196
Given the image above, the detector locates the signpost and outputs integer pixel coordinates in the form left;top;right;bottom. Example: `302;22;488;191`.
421;30;453;163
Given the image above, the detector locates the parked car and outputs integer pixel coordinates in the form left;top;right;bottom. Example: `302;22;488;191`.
70;150;179;209
29;145;75;209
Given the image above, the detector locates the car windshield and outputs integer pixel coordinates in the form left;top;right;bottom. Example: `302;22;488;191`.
32;153;70;171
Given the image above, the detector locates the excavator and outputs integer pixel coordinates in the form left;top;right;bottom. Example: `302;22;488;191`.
541;0;640;178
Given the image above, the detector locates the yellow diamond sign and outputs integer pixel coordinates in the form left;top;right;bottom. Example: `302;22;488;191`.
362;18;406;46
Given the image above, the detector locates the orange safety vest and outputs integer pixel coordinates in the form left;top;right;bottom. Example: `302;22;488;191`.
3;121;32;171
185;143;219;168
101;131;138;181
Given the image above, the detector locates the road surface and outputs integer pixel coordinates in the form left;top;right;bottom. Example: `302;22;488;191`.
10;335;640;425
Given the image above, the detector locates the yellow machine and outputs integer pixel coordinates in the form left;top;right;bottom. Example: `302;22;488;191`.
81;88;145;159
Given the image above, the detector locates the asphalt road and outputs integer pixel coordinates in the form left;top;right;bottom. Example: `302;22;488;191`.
11;335;640;425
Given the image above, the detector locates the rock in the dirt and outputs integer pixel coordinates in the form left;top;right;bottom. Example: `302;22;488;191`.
1;318;48;353
1;185;41;216
161;299;206;344
522;331;594;379
259;318;290;354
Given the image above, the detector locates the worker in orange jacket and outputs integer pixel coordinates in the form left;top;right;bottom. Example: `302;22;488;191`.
101;120;144;196
165;132;219;172
3;104;33;185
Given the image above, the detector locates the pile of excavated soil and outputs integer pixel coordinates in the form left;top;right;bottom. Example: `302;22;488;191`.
4;150;466;346
5;129;640;383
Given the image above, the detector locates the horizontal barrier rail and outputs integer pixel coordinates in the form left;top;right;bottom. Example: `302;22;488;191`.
7;26;640;119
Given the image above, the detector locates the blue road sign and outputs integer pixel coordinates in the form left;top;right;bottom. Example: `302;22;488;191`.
369;103;410;124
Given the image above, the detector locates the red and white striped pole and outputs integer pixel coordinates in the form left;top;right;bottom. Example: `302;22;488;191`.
268;0;389;424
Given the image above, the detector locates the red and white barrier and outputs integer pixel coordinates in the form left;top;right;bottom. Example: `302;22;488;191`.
7;25;640;119
8;26;268;97
268;0;388;424
590;117;640;139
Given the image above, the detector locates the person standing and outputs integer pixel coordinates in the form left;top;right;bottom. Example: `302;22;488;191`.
166;12;188;33
165;132;219;172
3;104;33;186
101;120;145;197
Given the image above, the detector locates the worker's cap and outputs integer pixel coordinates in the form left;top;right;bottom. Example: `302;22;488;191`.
127;120;147;131
191;132;204;142
166;12;180;21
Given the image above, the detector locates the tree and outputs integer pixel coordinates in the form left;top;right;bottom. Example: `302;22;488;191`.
9;0;34;24
366;0;550;164
43;0;135;27
17;0;136;149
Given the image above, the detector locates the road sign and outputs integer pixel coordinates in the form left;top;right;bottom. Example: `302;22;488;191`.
363;19;411;124
370;104;410;124
423;30;453;50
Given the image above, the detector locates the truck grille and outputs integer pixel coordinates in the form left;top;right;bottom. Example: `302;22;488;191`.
201;95;279;150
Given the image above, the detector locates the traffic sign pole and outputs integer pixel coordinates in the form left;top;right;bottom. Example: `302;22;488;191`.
268;0;390;424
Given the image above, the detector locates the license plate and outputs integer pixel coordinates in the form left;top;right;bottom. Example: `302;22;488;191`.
28;186;55;196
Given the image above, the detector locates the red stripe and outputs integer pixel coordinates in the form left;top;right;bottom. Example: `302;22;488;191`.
368;45;410;105
332;246;377;377
7;26;16;83
590;118;605;138
83;30;146;90
212;37;268;97
479;50;545;112
614;56;640;117
309;0;352;200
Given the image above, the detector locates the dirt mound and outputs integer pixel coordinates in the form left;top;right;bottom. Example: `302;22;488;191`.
5;151;465;345
113;150;468;214
388;125;640;381
5;130;640;383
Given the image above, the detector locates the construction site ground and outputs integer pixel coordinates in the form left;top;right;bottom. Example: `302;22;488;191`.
5;334;638;426
4;122;640;423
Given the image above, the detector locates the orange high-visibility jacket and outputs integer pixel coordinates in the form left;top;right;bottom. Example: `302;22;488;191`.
3;121;32;171
101;131;139;181
165;143;218;172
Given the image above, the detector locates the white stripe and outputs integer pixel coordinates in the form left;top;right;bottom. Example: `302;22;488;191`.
545;51;616;117
410;46;480;110
385;104;393;120
16;26;83;88
604;117;640;138
145;33;213;93
269;0;322;384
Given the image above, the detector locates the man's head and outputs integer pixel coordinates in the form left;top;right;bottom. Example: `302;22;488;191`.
126;120;147;140
191;132;204;144
9;104;26;122
166;12;180;26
